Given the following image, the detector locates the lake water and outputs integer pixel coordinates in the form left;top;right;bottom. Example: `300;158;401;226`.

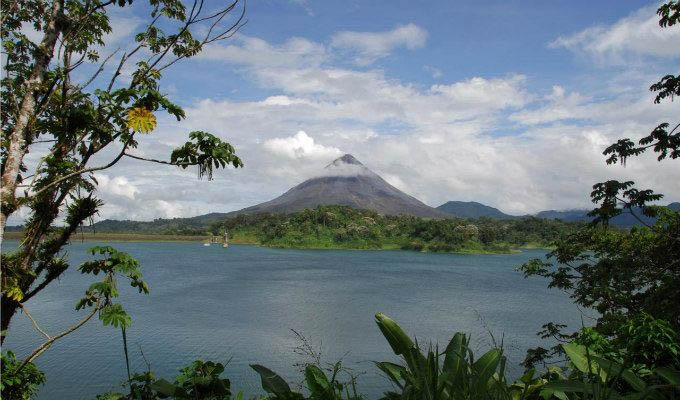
2;241;587;399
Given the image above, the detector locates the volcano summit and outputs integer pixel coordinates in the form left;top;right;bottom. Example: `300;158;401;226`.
233;154;446;218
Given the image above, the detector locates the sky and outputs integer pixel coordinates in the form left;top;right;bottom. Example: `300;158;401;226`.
13;0;680;222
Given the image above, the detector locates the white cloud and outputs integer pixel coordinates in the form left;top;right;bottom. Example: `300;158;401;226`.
331;23;428;65
263;131;342;160
11;8;680;225
550;6;680;60
430;75;531;110
94;174;139;200
198;34;327;68
424;65;443;79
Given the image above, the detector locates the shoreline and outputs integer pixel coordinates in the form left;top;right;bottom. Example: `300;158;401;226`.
2;232;551;254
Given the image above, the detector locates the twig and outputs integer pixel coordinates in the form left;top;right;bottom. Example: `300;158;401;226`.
80;48;120;90
16;298;101;374
123;152;194;166
18;303;51;340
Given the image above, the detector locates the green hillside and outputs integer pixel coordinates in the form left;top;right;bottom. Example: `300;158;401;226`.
212;205;583;253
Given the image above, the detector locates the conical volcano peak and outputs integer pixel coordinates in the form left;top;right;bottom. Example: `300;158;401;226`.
323;154;371;177
230;151;447;218
326;154;363;168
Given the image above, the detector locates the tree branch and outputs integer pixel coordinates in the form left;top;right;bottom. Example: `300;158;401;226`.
123;152;195;166
18;303;51;340
25;138;133;200
16;298;101;374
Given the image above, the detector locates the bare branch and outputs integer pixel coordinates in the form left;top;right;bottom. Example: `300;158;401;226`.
124;152;193;166
158;2;247;72
80;49;120;90
16;298;101;374
18;303;51;340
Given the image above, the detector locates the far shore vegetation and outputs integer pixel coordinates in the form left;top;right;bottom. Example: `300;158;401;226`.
5;205;583;253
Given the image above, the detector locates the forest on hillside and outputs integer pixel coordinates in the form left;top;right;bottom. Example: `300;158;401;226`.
210;205;584;253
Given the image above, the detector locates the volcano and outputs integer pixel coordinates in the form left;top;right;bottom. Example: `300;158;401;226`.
232;154;447;218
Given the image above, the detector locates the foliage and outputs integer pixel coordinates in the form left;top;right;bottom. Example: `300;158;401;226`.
519;0;680;368
83;313;678;400
0;350;45;400
207;205;583;253
0;0;245;344
543;342;680;400
76;246;150;329
587;0;678;226
95;360;240;400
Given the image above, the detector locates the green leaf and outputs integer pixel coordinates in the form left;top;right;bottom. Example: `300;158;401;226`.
543;380;587;393
99;304;132;328
250;364;293;396
442;332;467;382
305;365;331;395
375;362;405;389
562;343;607;382
472;348;501;394
150;378;177;397
590;356;646;392
655;368;680;385
375;313;414;356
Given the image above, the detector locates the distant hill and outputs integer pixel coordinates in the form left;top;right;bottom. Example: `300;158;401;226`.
228;154;448;218
535;202;680;228
436;201;514;219
90;213;228;234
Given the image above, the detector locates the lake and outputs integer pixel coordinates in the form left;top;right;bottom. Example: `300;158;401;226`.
2;241;586;399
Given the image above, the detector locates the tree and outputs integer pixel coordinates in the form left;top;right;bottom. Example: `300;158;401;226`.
519;1;679;368
0;0;246;353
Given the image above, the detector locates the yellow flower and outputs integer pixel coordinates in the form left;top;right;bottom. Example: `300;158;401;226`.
127;107;157;134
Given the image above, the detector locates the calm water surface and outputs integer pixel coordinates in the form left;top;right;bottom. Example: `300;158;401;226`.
3;241;585;399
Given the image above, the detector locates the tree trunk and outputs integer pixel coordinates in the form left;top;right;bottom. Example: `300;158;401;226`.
1;295;20;344
0;0;62;240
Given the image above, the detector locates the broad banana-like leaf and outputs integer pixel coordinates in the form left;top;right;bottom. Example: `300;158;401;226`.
543;380;588;393
655;368;680;385
250;364;293;397
442;332;467;384
562;343;607;383
539;387;569;400
375;362;406;389
472;348;501;394
305;364;331;395
375;313;415;355
590;356;646;392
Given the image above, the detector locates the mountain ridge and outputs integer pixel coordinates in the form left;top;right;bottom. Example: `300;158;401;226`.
436;201;515;219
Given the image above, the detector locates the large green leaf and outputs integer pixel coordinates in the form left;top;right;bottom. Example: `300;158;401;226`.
590;356;646;392
562;343;607;382
305;365;331;396
472;348;501;394
655;368;680;386
442;332;467;381
150;378;177;397
375;362;406;389
543;380;588;393
375;313;415;356
250;364;294;397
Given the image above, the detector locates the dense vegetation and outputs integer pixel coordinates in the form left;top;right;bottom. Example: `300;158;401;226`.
2;0;679;399
209;205;584;253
